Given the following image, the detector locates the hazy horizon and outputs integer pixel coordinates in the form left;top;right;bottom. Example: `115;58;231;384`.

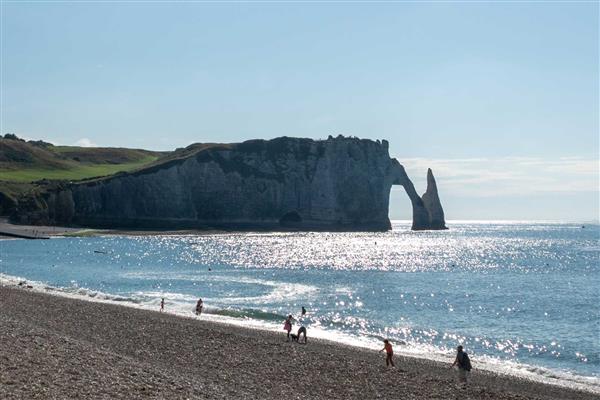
2;2;598;221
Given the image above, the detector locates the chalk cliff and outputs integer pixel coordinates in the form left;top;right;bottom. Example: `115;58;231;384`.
27;136;446;231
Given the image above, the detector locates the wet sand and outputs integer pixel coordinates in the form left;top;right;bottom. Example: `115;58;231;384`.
0;219;81;239
0;285;597;400
0;218;229;239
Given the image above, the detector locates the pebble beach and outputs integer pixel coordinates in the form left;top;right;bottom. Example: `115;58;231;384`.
1;285;597;400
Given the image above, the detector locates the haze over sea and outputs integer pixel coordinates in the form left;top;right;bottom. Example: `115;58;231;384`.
1;221;598;392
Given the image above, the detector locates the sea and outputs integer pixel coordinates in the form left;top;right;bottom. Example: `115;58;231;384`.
1;221;598;393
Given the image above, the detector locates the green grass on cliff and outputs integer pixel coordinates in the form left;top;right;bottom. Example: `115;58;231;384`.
0;138;161;182
0;157;158;182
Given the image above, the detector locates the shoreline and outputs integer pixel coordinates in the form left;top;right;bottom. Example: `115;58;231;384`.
1;219;597;240
1;281;598;399
9;274;598;394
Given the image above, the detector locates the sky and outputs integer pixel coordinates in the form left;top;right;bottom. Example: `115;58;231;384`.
1;2;598;221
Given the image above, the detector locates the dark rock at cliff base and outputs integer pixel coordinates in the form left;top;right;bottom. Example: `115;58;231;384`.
16;136;447;231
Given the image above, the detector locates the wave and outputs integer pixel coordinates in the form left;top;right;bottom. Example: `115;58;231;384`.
578;245;600;252
1;272;598;394
209;308;288;322
121;272;320;305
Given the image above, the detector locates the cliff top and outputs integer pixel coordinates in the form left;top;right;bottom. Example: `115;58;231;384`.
77;135;391;184
0;135;163;183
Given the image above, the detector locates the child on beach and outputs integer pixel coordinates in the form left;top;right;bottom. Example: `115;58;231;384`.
160;298;165;312
283;315;293;341
380;339;395;367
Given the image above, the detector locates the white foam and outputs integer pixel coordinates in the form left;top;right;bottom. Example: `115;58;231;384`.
217;280;318;305
121;272;320;305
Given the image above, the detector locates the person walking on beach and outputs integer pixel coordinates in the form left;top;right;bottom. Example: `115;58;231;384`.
284;315;293;341
451;345;472;386
380;339;395;367
195;298;203;316
160;298;165;312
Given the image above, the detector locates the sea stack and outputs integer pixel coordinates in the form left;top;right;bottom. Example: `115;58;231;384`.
417;169;447;230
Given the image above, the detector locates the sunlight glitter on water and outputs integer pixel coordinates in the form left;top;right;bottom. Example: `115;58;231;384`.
1;222;598;392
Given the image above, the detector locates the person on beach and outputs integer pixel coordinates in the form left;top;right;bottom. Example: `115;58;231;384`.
283;315;293;341
380;339;395;367
195;298;203;315
297;326;307;344
160;298;165;312
451;345;472;386
301;306;306;316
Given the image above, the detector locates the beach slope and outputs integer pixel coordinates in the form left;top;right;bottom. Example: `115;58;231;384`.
0;286;595;400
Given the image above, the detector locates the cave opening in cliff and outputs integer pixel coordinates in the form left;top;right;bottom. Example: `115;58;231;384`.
279;211;302;227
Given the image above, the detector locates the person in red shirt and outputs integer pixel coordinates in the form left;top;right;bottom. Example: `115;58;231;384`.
380;339;395;367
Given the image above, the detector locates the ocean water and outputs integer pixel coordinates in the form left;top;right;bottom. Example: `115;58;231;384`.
1;221;598;392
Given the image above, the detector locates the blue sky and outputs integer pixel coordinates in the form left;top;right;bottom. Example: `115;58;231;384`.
1;2;598;220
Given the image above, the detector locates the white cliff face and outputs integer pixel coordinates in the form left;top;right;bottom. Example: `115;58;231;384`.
40;136;446;231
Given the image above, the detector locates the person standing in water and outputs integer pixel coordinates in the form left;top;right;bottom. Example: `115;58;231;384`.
301;306;306;316
195;298;203;315
380;339;395;367
160;298;165;312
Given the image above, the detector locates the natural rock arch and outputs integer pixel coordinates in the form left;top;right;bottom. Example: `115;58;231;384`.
387;160;447;230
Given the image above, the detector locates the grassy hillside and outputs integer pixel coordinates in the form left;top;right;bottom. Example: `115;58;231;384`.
0;136;243;219
0;137;162;182
0;160;158;182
